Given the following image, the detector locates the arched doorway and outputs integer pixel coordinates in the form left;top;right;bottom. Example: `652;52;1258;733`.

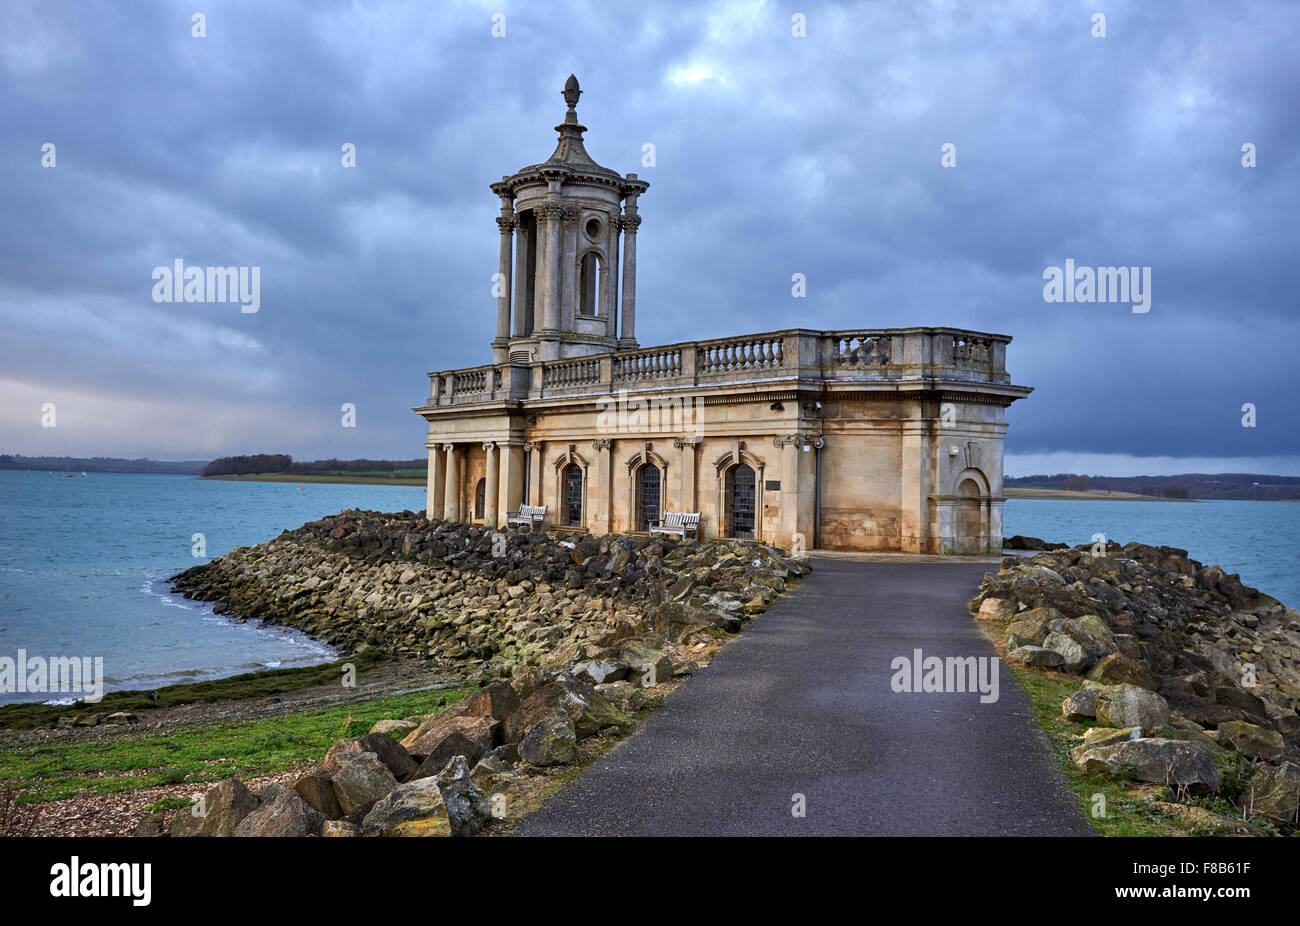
727;463;756;539
636;463;661;532
562;463;584;526
955;478;982;555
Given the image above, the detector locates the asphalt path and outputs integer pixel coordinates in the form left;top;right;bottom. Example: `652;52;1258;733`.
516;557;1094;836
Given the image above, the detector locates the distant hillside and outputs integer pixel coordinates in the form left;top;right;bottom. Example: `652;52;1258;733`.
1005;473;1300;501
0;454;208;475
202;455;426;477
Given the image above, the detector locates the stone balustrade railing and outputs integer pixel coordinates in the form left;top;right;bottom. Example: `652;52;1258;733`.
421;327;1012;407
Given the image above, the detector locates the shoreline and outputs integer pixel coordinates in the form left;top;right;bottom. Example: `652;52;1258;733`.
1005;487;1199;502
202;473;425;487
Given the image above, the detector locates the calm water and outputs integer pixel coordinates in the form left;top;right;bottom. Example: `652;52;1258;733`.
1004;498;1299;609
0;471;1294;704
0;470;423;704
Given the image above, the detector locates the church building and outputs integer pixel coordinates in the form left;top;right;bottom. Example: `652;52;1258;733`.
414;76;1031;554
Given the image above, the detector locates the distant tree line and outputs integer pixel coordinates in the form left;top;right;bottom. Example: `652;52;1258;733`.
0;454;207;474
201;455;427;476
1005;473;1296;501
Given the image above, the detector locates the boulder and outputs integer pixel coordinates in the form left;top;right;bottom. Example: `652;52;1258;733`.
404;714;499;764
1086;654;1161;690
1006;618;1047;648
357;732;418;780
360;777;452;837
322;738;363;772
1006;645;1064;668
1246;761;1300;824
169;778;260;837
518;712;578;766
1072;738;1220;795
368;718;418;738
573;660;629;686
1075;726;1142;753
509;666;547;700
1061;688;1100;723
1095;685;1171;734
330;752;398;817
619;641;677;686
434;755;492;836
292;769;343;819
595;680;645;713
504;679;629;742
1217;721;1285;761
1042;632;1091;673
976;597;1016;622
459;681;523;722
234;784;324;837
321;820;360;837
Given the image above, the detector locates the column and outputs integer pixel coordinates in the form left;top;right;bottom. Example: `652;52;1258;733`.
499;443;525;527
426;445;444;520
493;210;514;362
602;217;619;336
537;201;562;360
483;442;499;527
526;442;544;506
442;443;459;522
591;439;613;534
675;437;699;514
618;203;640;347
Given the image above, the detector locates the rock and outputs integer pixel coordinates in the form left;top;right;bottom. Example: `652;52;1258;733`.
1217;721;1285;761
360;778;452;837
1042;631;1091;673
330;752;398;817
434;755;492;836
407;716;500;778
1061;688;1100;723
573;660;629;686
322;738;363;772
104;711;139;725
595;680;645;713
1072;738;1220;795
504;679;629;742
357;732;418;780
1213;685;1268;716
321;820;360;837
133;812;166;838
1095;685;1171;734
169;778;261;838
1086;654;1161;690
1006;645;1064;668
1075;726;1142;753
510;666;547;700
292;769;343;819
460;681;523;721
1246;761;1300;824
976;597;1016;622
1006;618;1048;648
518;712;578;766
619;640;677;686
369;719;418;738
234;784;324;837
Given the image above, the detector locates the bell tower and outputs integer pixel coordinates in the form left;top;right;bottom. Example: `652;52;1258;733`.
489;75;649;363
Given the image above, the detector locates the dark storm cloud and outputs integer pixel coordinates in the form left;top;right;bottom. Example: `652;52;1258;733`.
1;0;1296;471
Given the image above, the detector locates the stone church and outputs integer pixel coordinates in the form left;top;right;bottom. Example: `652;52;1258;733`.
415;76;1031;554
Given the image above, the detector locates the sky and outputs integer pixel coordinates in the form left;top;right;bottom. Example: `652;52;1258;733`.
1;0;1296;476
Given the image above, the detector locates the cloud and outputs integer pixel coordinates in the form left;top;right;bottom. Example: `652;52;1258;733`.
0;0;1296;469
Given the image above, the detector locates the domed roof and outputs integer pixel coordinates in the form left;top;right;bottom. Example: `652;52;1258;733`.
499;75;624;185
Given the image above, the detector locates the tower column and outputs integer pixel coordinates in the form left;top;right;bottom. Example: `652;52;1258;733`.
492;203;515;363
618;195;641;348
537;199;563;360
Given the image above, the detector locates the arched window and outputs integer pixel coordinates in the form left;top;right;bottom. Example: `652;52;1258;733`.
727;463;756;539
562;463;584;526
636;464;661;532
579;252;601;317
474;478;486;521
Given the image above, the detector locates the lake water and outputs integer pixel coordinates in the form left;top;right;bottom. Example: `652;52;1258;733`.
1003;498;1298;609
0;470;423;704
0;471;1293;704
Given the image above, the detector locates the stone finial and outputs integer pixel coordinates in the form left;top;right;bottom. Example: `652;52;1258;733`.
561;74;582;117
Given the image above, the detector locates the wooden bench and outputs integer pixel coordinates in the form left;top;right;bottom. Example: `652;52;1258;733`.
648;511;700;541
507;504;547;531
